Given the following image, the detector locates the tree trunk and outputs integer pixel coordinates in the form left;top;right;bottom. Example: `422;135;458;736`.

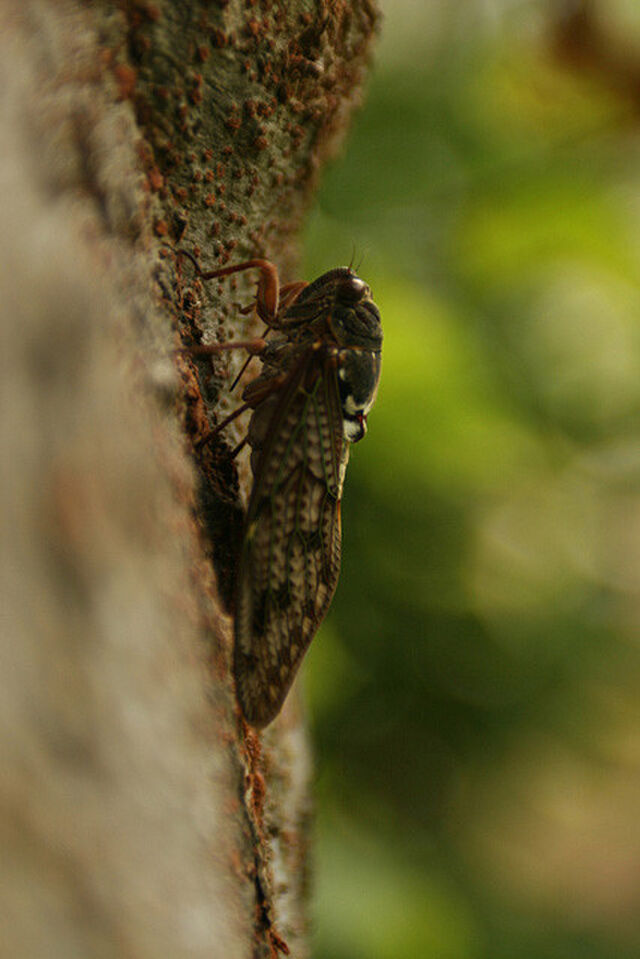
0;2;378;957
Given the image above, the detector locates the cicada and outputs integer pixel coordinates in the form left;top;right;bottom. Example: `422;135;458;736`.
177;254;382;727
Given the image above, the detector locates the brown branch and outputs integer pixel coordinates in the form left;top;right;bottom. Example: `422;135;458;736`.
0;0;378;956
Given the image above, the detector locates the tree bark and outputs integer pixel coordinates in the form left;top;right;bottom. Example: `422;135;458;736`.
0;2;378;957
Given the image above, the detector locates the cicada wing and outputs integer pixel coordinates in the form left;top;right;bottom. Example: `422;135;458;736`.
234;348;348;727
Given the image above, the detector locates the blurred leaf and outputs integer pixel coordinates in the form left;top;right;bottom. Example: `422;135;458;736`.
302;3;640;957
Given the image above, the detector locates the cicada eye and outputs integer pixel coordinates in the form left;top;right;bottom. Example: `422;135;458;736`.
338;274;369;303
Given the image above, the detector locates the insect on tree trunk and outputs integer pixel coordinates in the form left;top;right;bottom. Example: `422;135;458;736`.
0;1;379;957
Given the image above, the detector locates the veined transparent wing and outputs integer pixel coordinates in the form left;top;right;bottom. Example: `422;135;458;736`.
233;345;348;727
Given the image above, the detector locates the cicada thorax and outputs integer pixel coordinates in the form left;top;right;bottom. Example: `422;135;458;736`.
175;252;382;727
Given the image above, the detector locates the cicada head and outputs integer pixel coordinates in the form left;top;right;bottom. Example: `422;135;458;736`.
328;269;383;353
280;268;382;349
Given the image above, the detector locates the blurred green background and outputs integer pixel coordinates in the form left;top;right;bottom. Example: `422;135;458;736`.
301;2;640;957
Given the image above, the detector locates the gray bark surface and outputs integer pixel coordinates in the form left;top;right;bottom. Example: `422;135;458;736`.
0;2;377;956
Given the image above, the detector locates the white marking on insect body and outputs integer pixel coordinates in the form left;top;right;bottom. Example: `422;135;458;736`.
343;416;366;443
343;393;360;415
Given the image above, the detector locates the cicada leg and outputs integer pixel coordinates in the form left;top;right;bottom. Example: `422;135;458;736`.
173;247;308;323
228;281;307;391
168;247;309;450
174;249;281;323
175;337;266;452
180;340;262;452
193;400;253;451
193;371;288;452
182;338;267;358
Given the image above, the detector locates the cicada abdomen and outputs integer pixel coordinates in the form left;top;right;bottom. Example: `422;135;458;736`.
178;255;382;727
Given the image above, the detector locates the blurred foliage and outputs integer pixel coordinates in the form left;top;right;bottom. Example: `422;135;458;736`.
300;1;640;957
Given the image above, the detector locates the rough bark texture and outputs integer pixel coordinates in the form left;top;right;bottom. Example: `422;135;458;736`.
0;2;378;957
